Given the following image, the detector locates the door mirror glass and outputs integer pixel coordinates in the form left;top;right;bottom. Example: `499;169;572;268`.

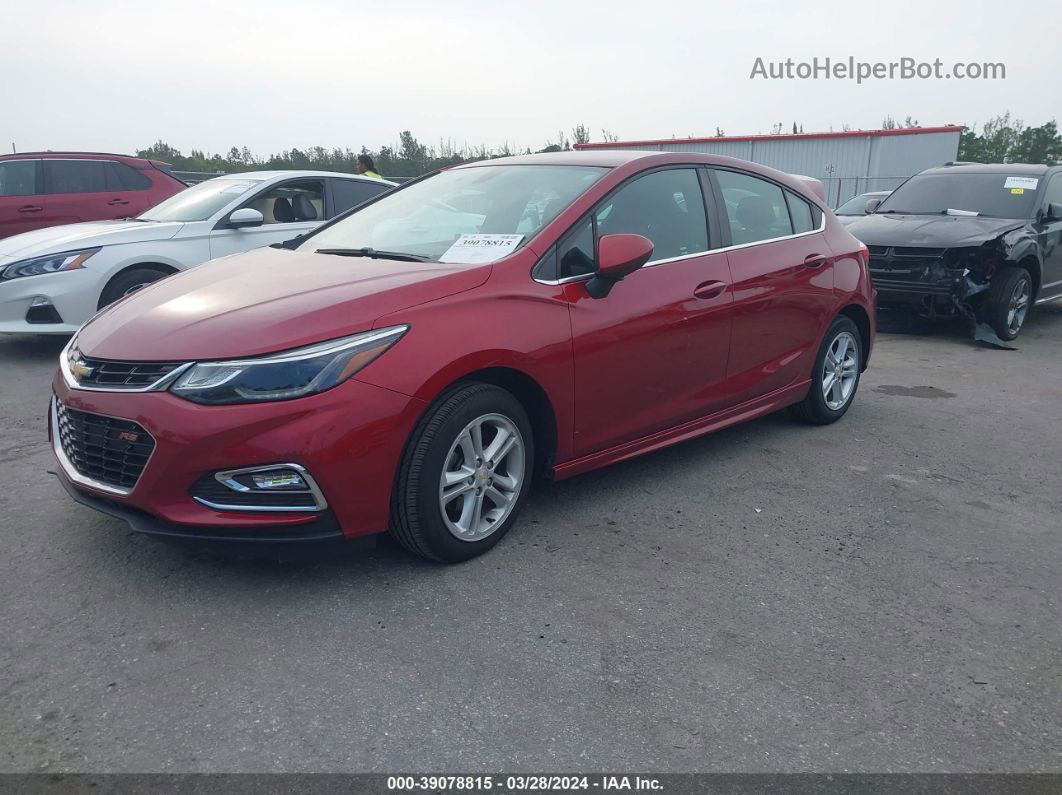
865;197;883;214
228;207;264;228
586;234;653;298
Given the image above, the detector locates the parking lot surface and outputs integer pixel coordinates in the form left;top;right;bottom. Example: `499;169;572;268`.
1;311;1060;773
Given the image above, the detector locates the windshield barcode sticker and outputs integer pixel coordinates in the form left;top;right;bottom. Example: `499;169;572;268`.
1004;176;1038;190
439;234;524;264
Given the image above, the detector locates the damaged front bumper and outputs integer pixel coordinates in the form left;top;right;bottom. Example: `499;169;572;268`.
869;245;996;315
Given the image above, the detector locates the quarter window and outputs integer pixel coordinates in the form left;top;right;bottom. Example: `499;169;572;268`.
558;217;596;279
786;190;816;233
44;160;107;194
0;161;38;197
595;169;709;262
716;170;794;245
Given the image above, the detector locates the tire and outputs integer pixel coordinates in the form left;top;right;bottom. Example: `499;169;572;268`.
790;315;863;425
390;382;535;563
98;267;172;309
979;266;1031;341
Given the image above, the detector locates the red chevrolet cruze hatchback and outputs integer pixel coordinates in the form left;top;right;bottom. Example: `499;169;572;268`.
50;151;875;562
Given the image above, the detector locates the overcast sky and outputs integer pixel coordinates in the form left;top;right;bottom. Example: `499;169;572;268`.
3;0;1056;157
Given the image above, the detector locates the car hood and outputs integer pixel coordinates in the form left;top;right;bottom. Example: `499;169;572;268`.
0;219;184;261
76;247;492;360
845;213;1026;248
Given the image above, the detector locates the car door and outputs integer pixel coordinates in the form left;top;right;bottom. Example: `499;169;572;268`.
103;160;154;217
1035;172;1062;300
0;159;47;238
711;168;836;405
562;166;735;457
42;159;116;226
208;178;326;259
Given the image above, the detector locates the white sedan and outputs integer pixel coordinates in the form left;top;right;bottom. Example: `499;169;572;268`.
0;170;395;334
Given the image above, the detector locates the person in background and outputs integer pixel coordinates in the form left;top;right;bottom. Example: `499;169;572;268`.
356;155;383;180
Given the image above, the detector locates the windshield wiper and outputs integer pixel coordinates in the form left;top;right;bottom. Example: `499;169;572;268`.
315;247;433;263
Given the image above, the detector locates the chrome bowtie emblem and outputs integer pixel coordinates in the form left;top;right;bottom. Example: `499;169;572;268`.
70;359;95;381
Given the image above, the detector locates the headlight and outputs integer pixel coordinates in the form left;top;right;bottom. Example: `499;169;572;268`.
1;248;100;281
170;325;408;405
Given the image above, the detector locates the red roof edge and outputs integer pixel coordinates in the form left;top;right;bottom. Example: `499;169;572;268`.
574;125;966;150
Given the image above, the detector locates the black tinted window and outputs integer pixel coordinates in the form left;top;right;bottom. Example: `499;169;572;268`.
595;169;708;261
332;179;387;214
1043;175;1062;208
45;160;107;194
107;161;152;191
786;190;815;233
716;170;793;244
559;218;595;278
0;161;38;196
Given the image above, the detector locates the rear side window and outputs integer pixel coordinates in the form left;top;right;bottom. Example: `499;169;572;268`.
0;161;38;196
106;161;152;191
595;168;709;261
332;179;388;215
45;160;107;194
715;170;794;245
785;190;816;233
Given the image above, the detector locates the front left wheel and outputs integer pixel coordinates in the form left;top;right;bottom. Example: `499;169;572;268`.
98;266;172;309
390;383;534;563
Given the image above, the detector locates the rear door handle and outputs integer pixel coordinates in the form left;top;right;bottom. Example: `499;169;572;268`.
693;280;727;299
804;254;827;268
107;198;130;206
17;205;43;213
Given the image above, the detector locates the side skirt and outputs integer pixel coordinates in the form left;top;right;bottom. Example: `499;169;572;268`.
551;380;811;481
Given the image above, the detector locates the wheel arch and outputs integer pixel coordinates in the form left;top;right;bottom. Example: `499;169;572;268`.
838;303;872;370
1014;255;1041;299
97;262;179;309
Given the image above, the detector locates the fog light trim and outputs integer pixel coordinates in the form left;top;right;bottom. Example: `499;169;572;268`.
193;463;328;512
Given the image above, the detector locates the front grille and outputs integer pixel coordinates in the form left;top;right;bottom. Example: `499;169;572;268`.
73;357;184;389
868;245;948;282
55;402;155;490
190;474;320;510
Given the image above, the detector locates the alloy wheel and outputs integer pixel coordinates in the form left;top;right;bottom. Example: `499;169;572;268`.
822;331;859;411
1007;277;1030;335
438;413;525;542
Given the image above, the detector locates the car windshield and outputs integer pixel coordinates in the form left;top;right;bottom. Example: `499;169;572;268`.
875;173;1040;219
836;194;881;215
301;164;608;262
139;177;264;222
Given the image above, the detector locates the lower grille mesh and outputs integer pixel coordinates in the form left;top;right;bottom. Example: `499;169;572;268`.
56;402;154;490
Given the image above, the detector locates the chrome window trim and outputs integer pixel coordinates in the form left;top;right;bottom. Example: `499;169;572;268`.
59;336;195;393
194;463;328;513
50;397;155;497
533;214;826;286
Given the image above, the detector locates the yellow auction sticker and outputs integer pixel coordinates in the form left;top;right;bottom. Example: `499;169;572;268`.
1011;188;1024;194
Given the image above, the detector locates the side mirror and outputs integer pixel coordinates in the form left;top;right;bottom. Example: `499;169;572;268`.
1047;202;1062;220
865;198;883;214
228;207;264;229
585;234;654;299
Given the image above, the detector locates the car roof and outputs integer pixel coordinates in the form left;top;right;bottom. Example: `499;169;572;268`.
217;170;396;185
453;150;784;169
921;163;1055;176
1;151;147;161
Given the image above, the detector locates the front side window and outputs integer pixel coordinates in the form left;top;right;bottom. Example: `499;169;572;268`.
716;170;794;245
241;180;325;224
300;165;607;262
1042;174;1062;211
875;172;1040;219
44;160;107;194
594;168;709;261
0;161;38;197
139;177;263;222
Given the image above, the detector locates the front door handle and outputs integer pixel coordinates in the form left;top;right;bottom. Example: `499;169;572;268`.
107;198;130;206
17;205;43;213
693;280;727;300
804;254;827;268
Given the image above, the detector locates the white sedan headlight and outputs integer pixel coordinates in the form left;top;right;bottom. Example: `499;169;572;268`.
1;248;100;281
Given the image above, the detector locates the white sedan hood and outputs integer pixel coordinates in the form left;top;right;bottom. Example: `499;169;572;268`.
0;220;185;262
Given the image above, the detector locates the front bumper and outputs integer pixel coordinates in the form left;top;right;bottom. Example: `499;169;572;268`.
0;268;101;334
50;373;427;540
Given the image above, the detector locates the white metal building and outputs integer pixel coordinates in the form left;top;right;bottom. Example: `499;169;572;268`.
574;126;963;207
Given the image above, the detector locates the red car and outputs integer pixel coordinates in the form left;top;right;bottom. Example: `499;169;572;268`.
50;151;875;563
0;151;186;239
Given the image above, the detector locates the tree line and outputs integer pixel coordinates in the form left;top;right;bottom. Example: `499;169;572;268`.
136;114;1060;178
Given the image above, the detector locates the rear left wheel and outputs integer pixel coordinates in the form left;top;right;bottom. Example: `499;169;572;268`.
790;315;862;425
390;383;534;563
